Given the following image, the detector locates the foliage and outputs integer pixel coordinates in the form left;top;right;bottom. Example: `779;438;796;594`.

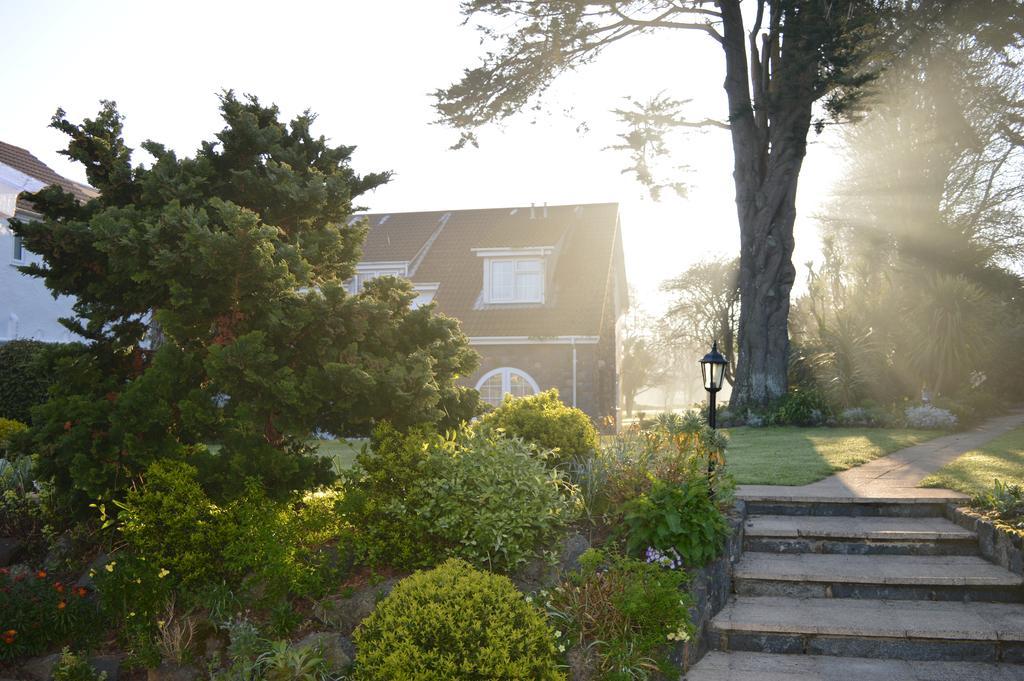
52;648;108;681
415;430;580;572
339;424;450;569
256;640;335;681
972;479;1024;530
771;390;831;427
0;417;29;451
0;340;54;424
91;554;170;667
353;558;564;680
621;476;730;568
15;94;479;512
342;423;577;572
118;460;353;600
478;389;599;469
0;568;101;662
904;405;958;430
155;599;197;665
545;549;694;680
838;407;893;428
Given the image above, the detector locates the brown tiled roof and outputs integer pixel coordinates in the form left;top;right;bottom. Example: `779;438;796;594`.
357;203;625;337
0;140;98;209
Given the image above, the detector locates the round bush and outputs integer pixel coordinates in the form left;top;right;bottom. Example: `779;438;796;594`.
478;389;598;468
353;559;564;680
0;340;53;424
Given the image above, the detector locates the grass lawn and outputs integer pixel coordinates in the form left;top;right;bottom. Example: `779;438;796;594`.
920;427;1024;495
311;438;367;473
723;427;940;486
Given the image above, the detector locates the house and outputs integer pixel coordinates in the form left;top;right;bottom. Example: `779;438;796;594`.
353;203;629;427
0;141;96;343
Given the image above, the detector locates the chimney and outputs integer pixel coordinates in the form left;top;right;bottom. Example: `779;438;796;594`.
530;203;536;219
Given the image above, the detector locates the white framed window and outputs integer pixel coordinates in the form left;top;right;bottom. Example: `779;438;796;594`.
485;257;544;303
475;367;540;407
12;235;25;264
347;262;408;294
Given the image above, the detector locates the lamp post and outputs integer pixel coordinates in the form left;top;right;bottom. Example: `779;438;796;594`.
699;341;729;495
699;341;728;429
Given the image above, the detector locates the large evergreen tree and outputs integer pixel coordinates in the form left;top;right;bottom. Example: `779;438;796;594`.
435;0;1024;409
14;94;479;508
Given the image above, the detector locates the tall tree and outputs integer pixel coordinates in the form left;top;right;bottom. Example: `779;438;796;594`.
435;0;1024;408
14;94;479;510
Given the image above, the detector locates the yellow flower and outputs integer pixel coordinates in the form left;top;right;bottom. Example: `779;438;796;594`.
158;568;170;579
104;562;116;573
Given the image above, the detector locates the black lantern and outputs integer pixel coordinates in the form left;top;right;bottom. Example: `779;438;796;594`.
699;341;728;429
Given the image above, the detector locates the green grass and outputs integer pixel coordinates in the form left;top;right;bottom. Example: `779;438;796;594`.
311;438;366;473
920;427;1024;495
722;427;940;486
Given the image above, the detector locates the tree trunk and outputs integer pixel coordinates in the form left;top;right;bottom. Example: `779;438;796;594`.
717;0;814;410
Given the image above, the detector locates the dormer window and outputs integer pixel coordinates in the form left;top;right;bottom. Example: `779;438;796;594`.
474;246;553;305
347;261;408;294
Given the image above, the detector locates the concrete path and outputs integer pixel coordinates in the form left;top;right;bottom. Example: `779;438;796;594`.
737;407;1024;502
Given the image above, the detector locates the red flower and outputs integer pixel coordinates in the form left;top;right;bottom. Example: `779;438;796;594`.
35;569;47;580
2;629;15;645
64;420;73;431
53;581;64;593
0;568;9;575
74;586;89;598
57;599;66;610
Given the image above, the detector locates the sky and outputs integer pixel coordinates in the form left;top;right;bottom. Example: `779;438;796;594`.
1;0;845;314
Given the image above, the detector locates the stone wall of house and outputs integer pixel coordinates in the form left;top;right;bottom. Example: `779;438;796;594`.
467;342;615;425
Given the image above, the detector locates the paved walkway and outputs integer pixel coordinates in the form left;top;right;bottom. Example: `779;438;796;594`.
737;407;1024;502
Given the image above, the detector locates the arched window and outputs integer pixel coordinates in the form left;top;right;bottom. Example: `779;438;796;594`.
475;367;540;407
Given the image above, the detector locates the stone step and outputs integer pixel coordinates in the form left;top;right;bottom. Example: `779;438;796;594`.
687;651;1024;680
710;596;1024;662
744;515;979;556
735;552;1023;601
742;496;951;519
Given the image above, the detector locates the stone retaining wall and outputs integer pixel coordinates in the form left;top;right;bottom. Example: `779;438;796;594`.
946;503;1024;576
678;500;747;673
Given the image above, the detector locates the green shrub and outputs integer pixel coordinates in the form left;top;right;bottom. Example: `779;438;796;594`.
0;417;28;452
342;424;578;572
479;389;599;468
545;549;695;679
771;390;832;426
52;648;107;681
416;430;579;572
621;476;730;568
339;423;452;569
353;559;564;680
0;340;53;424
0;568;102;662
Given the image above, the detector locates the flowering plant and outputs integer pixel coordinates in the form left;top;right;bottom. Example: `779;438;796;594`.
0;567;101;661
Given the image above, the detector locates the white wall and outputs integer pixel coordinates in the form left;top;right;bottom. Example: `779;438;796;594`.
0;215;79;343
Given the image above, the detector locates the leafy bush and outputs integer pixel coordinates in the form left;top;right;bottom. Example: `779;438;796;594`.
340;424;452;569
119;460;353;598
545;548;694;679
91;554;171;667
0;417;28;451
838;407;893;427
0;340;53;424
52;648;107;681
0;568;101;662
416;430;579;572
353;559;564;680
343;424;577;572
772;390;831;426
904;404;958;429
972;479;1024;530
478;389;599;468
621;475;730;568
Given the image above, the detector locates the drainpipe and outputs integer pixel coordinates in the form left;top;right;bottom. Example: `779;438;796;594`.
571;336;578;408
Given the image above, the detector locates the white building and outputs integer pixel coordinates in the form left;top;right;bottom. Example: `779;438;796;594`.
0;141;95;343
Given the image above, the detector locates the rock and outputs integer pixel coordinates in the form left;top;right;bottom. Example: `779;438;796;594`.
316;579;397;636
0;538;24;567
559;534;590;573
566;644;599;681
203;634;224;660
20;653;59;681
293;632;353;671
75;552;110;591
89;654;121;681
146;663;200;681
43;533;74;571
